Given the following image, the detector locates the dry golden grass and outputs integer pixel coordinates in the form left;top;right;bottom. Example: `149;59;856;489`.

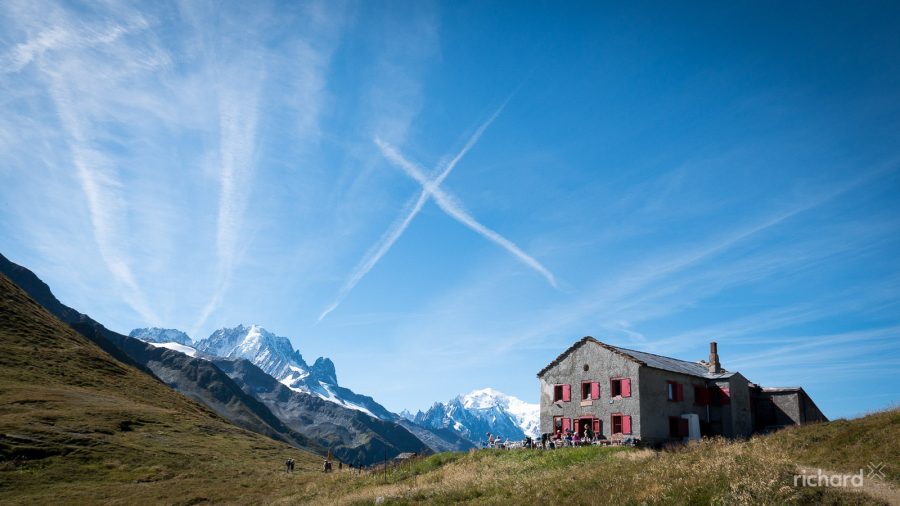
271;435;888;505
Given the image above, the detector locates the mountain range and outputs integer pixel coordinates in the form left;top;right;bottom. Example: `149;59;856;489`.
128;324;539;446
0;253;539;464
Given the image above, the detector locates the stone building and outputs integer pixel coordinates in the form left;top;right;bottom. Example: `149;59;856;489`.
537;336;826;445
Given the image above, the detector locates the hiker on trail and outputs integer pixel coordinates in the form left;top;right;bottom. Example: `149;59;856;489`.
487;432;495;447
285;458;295;473
338;461;343;471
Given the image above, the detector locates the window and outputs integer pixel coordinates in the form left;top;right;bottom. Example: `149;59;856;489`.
553;417;571;435
709;385;730;405
611;413;632;435
610;378;631;398
720;387;731;405
694;385;709;405
581;381;600;400
553;384;571;402
667;381;684;401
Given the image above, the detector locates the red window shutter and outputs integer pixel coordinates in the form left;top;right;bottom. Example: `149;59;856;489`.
679;418;689;437
562;418;571;432
562;384;571;402
623;415;632;434
694;386;707;405
593;419;600;433
621;378;631;397
676;383;684;402
591;382;600;400
721;387;731;404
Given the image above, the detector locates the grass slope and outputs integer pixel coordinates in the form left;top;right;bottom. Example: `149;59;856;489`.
286;409;897;505
769;407;899;486
0;273;318;505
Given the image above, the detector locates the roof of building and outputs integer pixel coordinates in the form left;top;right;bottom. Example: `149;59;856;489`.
761;386;803;393
536;336;736;380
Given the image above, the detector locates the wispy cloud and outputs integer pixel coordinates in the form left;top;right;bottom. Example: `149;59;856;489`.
190;1;346;334
319;96;556;321
192;79;264;334
4;5;163;324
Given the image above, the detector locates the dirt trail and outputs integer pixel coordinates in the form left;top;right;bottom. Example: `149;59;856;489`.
796;466;899;505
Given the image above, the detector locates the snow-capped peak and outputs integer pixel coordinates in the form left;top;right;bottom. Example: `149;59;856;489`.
195;324;307;381
161;324;397;421
415;388;540;443
460;388;539;437
130;327;193;346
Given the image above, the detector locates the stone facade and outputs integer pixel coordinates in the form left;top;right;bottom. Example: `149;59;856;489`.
538;339;642;440
537;337;826;445
750;387;827;431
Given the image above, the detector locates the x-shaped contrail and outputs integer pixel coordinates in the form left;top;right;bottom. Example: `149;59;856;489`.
318;102;557;322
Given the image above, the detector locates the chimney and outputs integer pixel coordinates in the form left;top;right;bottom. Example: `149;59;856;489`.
708;341;721;374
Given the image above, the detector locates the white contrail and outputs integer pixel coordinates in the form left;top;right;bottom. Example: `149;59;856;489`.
317;101;512;322
190;79;263;333
34;20;161;325
375;139;558;288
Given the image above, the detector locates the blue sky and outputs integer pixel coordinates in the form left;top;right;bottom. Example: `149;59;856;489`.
1;1;898;418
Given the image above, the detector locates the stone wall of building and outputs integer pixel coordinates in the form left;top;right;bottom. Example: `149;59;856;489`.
636;366;710;443
538;341;641;439
727;373;753;438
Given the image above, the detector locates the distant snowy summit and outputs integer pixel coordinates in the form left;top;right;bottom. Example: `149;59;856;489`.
130;324;395;420
195;324;306;382
129;326;538;443
413;388;540;442
129;327;193;346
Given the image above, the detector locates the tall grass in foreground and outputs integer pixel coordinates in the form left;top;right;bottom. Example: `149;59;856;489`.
279;436;883;505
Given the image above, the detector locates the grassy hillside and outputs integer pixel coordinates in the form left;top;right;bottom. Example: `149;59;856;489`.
287;408;897;505
284;424;894;505
769;407;899;486
1;269;895;505
0;273;319;505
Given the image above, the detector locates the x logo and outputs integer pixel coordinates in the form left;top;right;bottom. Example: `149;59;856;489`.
867;462;887;480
